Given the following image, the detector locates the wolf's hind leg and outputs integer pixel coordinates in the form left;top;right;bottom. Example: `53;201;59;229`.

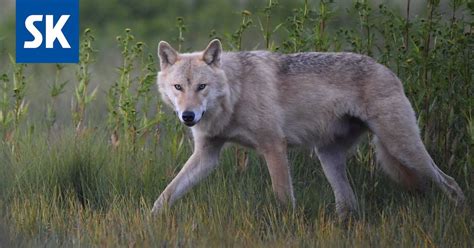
316;145;358;220
368;98;465;205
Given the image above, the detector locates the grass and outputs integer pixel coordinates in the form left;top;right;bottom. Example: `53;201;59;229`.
0;129;472;247
0;0;473;246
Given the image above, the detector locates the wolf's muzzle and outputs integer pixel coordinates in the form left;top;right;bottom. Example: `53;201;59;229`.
182;111;196;126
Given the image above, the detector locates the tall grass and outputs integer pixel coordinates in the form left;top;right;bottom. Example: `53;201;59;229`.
107;29;159;149
72;28;97;134
0;0;472;246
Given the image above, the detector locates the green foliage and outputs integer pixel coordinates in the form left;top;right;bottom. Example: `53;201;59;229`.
0;129;472;246
46;64;68;129
229;10;253;51
313;0;334;51
73;28;98;133
107;29;159;149
259;0;282;50
175;17;186;52
353;0;375;56
0;56;28;143
282;0;310;52
280;0;338;52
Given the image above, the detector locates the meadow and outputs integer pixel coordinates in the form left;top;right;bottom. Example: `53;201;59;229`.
0;0;473;246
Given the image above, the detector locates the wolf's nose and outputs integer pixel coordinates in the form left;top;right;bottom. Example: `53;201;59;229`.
182;111;195;122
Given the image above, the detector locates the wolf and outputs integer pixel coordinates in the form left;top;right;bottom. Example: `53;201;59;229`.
151;39;465;219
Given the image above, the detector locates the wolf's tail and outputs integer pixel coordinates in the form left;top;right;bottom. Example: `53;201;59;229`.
373;136;427;191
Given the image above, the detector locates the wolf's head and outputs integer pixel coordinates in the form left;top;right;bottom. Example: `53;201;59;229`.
157;39;228;127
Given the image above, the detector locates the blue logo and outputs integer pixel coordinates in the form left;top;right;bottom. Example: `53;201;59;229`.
16;0;79;63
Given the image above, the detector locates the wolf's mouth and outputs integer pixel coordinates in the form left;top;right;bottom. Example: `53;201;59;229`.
180;111;205;127
184;121;196;127
176;111;206;127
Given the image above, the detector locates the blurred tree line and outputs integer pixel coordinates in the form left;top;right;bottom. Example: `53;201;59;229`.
0;0;455;58
78;0;302;52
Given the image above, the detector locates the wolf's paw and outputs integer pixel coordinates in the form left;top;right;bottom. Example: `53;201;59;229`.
453;189;466;210
336;202;358;223
151;196;165;217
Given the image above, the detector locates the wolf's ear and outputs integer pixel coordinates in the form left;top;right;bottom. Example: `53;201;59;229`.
158;41;178;70
202;39;222;67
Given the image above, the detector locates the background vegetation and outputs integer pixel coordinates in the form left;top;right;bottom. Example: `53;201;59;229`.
0;0;472;246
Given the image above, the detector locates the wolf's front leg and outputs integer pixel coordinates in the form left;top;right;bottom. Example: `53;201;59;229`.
151;138;224;216
260;140;296;208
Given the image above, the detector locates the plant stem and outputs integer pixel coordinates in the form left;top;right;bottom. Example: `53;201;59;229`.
405;0;410;52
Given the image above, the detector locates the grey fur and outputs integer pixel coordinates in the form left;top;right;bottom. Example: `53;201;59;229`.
152;39;465;220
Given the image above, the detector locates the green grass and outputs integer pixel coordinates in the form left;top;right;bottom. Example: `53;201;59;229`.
0;129;471;247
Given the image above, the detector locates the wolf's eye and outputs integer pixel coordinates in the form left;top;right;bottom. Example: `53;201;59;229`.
197;84;207;91
174;84;183;91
